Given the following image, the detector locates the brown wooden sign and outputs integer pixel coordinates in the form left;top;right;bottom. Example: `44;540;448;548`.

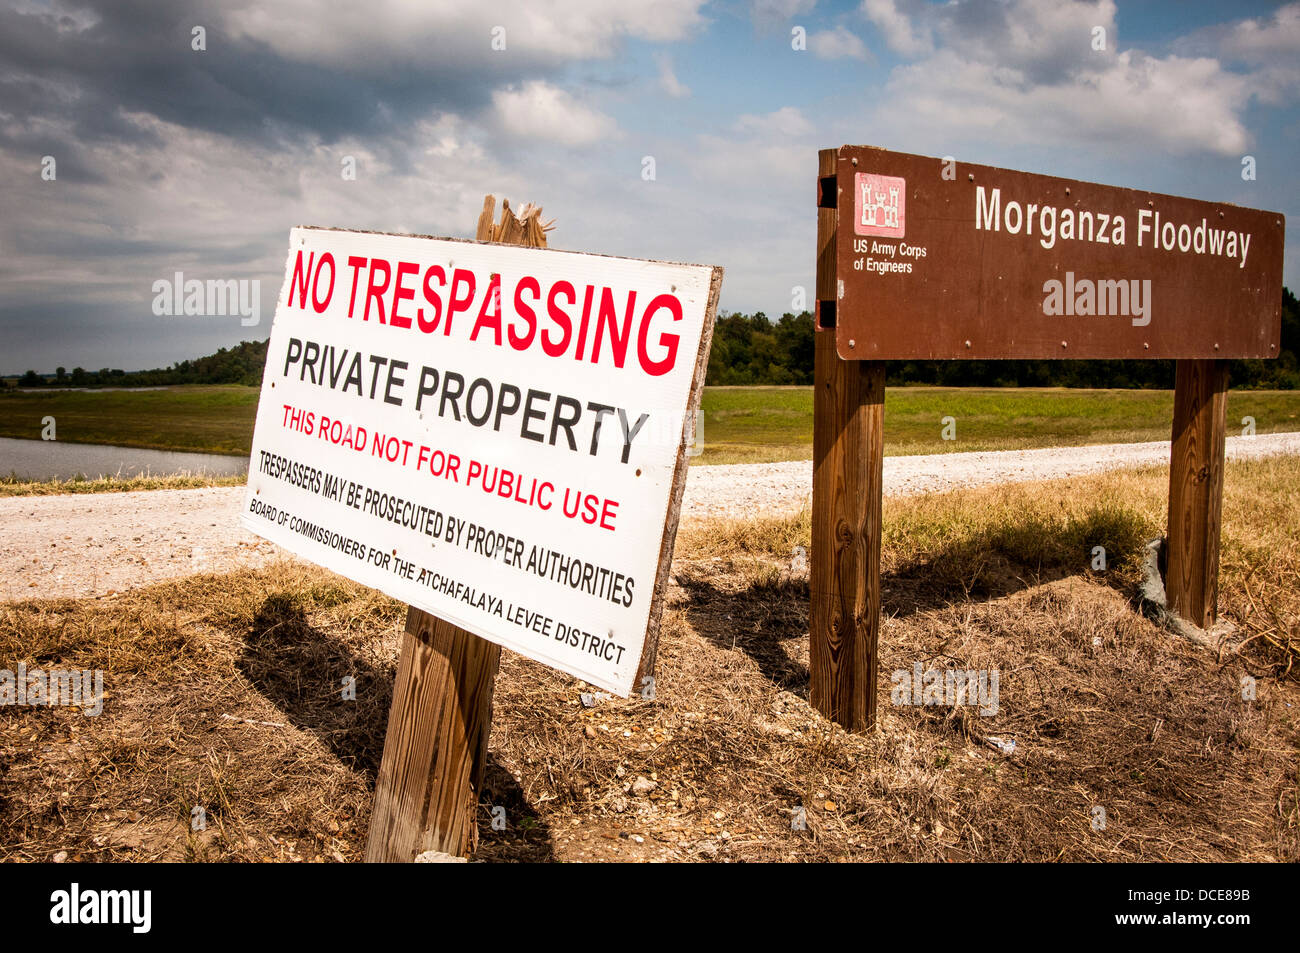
811;146;1287;735
823;146;1285;360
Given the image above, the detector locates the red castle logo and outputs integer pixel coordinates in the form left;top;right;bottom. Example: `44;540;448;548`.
854;172;906;238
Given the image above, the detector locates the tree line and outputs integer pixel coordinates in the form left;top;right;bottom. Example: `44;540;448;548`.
10;340;269;388
706;287;1299;389
8;288;1297;390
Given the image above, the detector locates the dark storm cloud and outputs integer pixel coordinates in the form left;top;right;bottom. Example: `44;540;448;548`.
0;298;268;375
0;78;116;182
0;0;550;155
0;0;600;375
18;227;269;265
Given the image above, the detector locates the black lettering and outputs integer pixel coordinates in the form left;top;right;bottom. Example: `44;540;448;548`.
494;383;521;431
415;366;439;411
548;395;582;450
440;372;465;420
521;389;549;443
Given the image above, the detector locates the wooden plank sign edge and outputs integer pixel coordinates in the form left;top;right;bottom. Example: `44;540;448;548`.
636;265;724;691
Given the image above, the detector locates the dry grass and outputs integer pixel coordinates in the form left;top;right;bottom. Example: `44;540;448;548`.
0;568;400;861
2;458;1297;862
0;473;246;497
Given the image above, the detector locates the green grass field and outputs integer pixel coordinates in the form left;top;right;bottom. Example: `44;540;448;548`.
2;384;1299;466
0;385;258;455
697;385;1300;464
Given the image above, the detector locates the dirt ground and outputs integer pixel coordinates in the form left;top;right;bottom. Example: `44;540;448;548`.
2;461;1298;862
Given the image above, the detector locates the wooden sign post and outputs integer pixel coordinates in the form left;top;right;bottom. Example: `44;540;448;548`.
1166;358;1230;629
811;150;884;732
811;145;1285;731
364;197;543;861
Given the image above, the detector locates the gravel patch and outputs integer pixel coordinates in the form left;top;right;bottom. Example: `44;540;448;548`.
4;432;1298;600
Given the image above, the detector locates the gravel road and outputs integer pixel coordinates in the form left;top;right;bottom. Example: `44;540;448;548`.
4;432;1298;601
681;431;1300;519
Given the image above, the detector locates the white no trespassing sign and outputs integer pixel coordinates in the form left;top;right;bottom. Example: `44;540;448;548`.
242;226;721;695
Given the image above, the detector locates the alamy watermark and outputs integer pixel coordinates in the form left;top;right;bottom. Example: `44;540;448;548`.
1;664;104;715
891;663;999;716
1042;273;1151;326
50;883;150;933
152;271;260;326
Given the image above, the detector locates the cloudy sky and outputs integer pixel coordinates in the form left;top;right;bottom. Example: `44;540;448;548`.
2;0;1297;373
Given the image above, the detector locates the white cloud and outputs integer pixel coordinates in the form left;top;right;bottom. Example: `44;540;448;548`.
750;0;818;25
656;52;690;99
861;0;932;57
223;0;708;69
1220;2;1300;59
810;26;869;60
491;80;618;146
692;107;815;190
938;0;1118;80
1182;2;1300;104
0;107;503;299
735;106;813;138
0;101;522;369
11;0;100;32
880;48;1251;156
865;0;1119;78
853;0;1259;157
681;106;819;319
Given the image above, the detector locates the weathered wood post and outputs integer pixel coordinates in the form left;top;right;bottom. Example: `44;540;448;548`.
1165;358;1230;629
364;197;548;861
811;148;885;732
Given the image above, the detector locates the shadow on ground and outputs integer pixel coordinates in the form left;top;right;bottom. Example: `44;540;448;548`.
474;753;558;861
240;591;394;780
241;592;558;857
676;501;1151;692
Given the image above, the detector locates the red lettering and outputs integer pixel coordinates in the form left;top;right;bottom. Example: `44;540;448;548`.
573;284;596;360
638;293;682;376
290;250;313;310
345;256;367;317
544;281;575;357
446;268;476;334
391;261;418;329
364;257;392;323
471;274;503;345
419;265;445;333
510;276;540;349
312;252;335;313
591;288;636;367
